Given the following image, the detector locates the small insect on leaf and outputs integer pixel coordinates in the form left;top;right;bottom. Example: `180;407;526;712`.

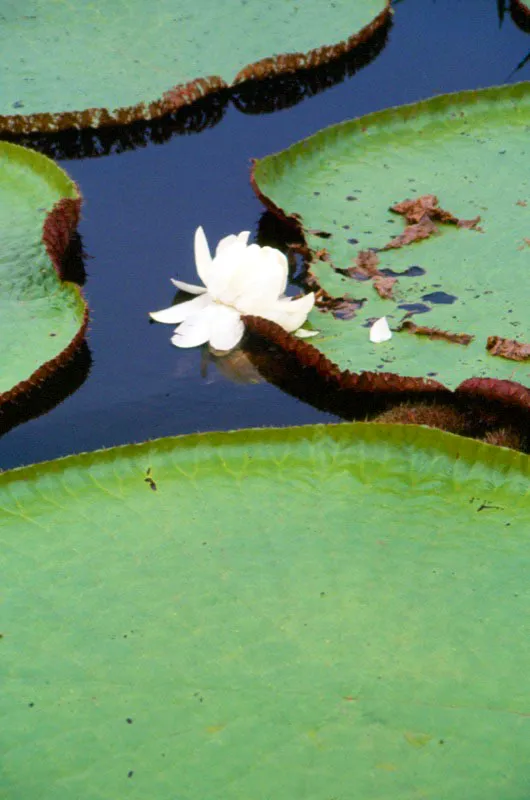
144;467;157;492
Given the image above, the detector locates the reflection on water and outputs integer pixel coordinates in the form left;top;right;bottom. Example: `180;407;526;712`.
0;343;92;440
1;16;390;161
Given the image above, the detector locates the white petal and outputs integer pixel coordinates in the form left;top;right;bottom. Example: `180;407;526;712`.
260;292;315;332
207;240;250;302
208;305;245;352
150;293;211;324
294;327;319;338
170;278;207;295
170;308;211;348
369;316;392;343
216;231;250;257
232;245;289;312
194;226;213;286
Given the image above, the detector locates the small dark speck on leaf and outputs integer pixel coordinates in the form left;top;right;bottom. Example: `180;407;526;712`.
320;591;326;597
427;372;438;377
439;740;445;745
28;702;35;708
346;195;357;201
128;771;134;778
380;265;425;278
313;191;320;196
398;303;431;315
308;229;331;239
347;238;359;245
126;717;133;724
49;332;56;337
422;291;457;305
12;100;24;108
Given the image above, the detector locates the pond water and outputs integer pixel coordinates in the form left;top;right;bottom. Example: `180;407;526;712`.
1;0;528;469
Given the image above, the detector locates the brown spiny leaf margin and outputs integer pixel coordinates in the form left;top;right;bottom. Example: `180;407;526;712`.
0;194;88;408
0;4;391;135
249;122;530;410
242;315;447;395
511;0;530;33
456;378;530;412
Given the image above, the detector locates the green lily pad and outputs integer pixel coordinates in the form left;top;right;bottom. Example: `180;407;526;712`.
0;0;390;134
0;141;86;406
252;83;530;396
3;423;530;798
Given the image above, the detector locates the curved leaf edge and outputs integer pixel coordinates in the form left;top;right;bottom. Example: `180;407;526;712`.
0;145;88;408
511;0;530;32
249;82;530;412
0;3;391;136
2;421;529;492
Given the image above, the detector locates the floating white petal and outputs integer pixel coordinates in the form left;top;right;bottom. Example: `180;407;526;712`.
170;308;212;348
152;226;316;354
170;278;207;295
194;226;213;286
294;327;320;339
149;293;211;324
208;305;245;352
261;293;316;333
369;316;392;343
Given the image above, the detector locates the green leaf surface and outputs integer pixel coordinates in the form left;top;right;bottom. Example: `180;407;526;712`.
0;0;389;131
252;83;530;391
3;423;529;799
0;142;86;404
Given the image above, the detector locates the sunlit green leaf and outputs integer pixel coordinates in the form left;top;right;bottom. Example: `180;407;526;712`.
252;83;530;392
0;0;389;133
0;142;86;406
3;423;530;798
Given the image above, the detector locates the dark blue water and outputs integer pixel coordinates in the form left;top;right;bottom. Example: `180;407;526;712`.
1;0;528;468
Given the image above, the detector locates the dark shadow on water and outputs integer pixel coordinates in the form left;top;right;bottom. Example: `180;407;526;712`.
0;16;391;161
232;16;391;115
242;332;530;451
62;231;88;286
0;343;92;441
1;93;231;161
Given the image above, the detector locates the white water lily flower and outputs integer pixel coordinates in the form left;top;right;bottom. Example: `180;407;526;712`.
369;316;392;343
150;226;316;352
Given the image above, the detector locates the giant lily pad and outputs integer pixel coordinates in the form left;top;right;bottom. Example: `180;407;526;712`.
0;0;390;134
251;82;530;404
3;423;530;798
0;142;86;406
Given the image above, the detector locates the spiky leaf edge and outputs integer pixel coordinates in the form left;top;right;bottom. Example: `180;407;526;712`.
249;82;530;412
0;4;391;135
1;184;88;408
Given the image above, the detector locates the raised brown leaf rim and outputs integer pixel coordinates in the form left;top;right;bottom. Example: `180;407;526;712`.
511;0;530;33
1;195;89;409
249;149;530;415
0;4;391;136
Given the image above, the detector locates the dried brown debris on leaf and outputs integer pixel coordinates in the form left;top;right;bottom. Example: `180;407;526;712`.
347;249;380;278
399;320;474;346
373;275;397;299
338;250;396;299
487;335;530;361
319;294;366;320
382;194;482;250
